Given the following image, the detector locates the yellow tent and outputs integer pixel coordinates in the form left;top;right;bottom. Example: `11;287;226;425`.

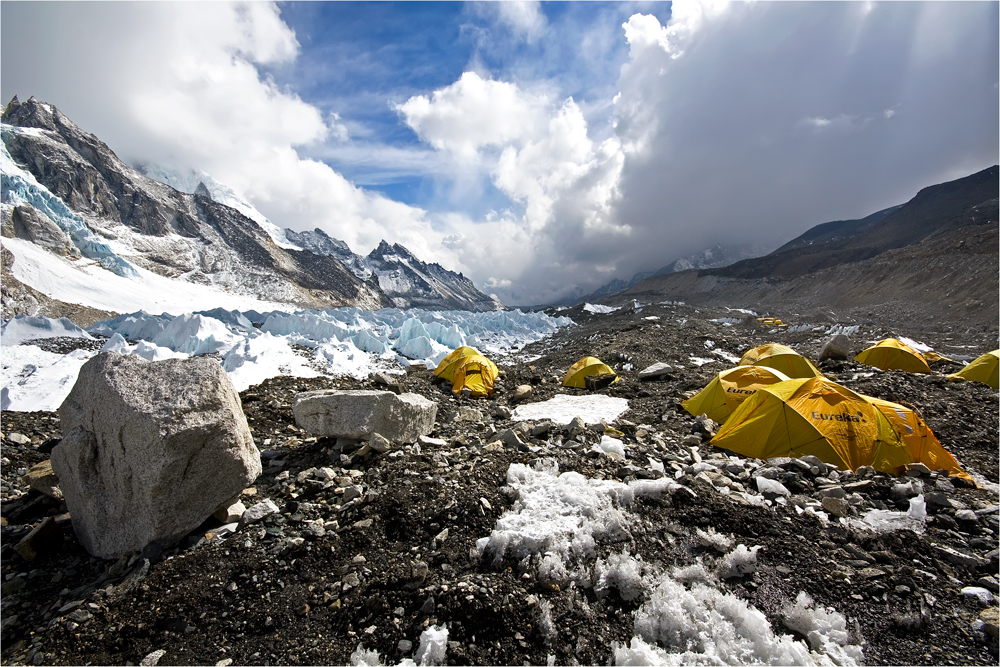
563;356;619;388
682;365;791;422
711;377;912;474
861;395;974;484
451;354;499;397
434;346;480;382
739;343;823;379
947;350;999;390
854;339;931;374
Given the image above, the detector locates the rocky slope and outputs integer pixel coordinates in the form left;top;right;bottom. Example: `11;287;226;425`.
1;96;389;314
611;168;999;328
1;302;997;666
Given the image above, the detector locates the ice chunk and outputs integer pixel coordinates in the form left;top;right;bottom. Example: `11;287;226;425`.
595;550;650;601
349;644;382;666
782;591;863;664
151;313;240;355
583;303;618;314
414;625;448;666
595;435;626;461
1;315;93;345
716;544;761;579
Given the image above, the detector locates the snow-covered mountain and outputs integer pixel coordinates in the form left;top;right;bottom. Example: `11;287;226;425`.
0;96;503;319
285;231;504;312
131;168;503;312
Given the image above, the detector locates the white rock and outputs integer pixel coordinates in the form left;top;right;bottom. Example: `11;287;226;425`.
638;362;673;380
960;587;995;604
818;334;851;361
368;433;393;453
755;477;790;497
293;390;437;443
52;353;261;559
239;499;280;527
213;500;246;524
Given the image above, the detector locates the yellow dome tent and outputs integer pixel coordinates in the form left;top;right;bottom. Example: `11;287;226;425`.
711;377;912;474
681;365;791;423
434;346;480;382
563;356;619;388
861;395;974;484
739;343;823;379
947;350;999;390
451;354;499;398
854;339;931;374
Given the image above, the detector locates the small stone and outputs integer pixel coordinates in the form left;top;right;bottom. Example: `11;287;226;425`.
961;587;995;604
935;478;956;493
216;660;233;667
7;432;30;445
212;500;246;524
342;486;364;503
905;463;932;477
493;406;512;419
818;486;846;499
821;496;850;517
979;607;999;642
457;407;484;422
682;435;702;447
638;362;673;380
353;518;373;529
511;385;533;403
140;650;167;666
977;576;999;593
955;509;979;523
368;433;393;454
433;528;449;545
342;572;361;588
239;499;279;528
398;639;413;653
418;435;447;447
20;460;62;500
894;585;911;596
67;609;92;623
14;517;62;561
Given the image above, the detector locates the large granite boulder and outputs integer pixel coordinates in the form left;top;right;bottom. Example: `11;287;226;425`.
293;390;437;443
52;352;260;559
818;334;851;361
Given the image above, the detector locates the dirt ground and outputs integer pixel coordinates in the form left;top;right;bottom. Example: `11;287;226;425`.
1;302;997;666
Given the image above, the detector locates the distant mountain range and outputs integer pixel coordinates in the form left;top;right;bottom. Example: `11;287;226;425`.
575;242;771;304
606;165;999;326
0;96;503;321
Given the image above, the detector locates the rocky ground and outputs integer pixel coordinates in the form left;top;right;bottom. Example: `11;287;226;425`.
1;302;998;666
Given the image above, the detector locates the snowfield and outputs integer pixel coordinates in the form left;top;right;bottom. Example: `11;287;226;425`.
1;308;572;411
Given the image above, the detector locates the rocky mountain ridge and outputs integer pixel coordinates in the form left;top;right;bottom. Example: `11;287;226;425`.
608;166;999;327
0;96;503;320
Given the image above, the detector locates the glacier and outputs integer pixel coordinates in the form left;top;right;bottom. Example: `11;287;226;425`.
1;125;139;278
2;307;572;411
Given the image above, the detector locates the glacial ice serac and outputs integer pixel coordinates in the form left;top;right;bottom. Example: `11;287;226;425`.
1;307;571;411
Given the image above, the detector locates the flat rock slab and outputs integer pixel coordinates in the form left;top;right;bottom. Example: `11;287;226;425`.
52;352;261;559
293;390;437;443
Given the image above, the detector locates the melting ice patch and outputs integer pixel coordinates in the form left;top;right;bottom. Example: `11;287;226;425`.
479;461;862;666
583;303;619;314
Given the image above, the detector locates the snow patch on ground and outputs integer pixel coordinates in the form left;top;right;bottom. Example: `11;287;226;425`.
583;303;618;314
479;460;862;666
511;394;630;425
1;315;92;346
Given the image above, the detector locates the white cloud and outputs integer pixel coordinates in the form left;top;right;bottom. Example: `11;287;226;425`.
0;1;460;270
495;1;548;43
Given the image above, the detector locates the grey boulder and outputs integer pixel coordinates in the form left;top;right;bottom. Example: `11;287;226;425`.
818;334;851;361
52;352;261;559
293;390;437;443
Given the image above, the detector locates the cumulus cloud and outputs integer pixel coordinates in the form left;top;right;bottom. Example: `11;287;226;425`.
0;1;451;265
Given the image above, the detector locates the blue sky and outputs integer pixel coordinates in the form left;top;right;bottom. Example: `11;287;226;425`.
2;1;998;305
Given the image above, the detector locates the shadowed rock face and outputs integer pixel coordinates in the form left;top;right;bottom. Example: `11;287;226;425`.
1;96;390;311
51;352;262;559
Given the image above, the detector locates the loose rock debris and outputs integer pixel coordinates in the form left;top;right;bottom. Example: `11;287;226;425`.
1;301;997;665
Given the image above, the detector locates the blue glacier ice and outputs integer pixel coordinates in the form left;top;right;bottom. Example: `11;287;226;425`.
1;126;139;278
